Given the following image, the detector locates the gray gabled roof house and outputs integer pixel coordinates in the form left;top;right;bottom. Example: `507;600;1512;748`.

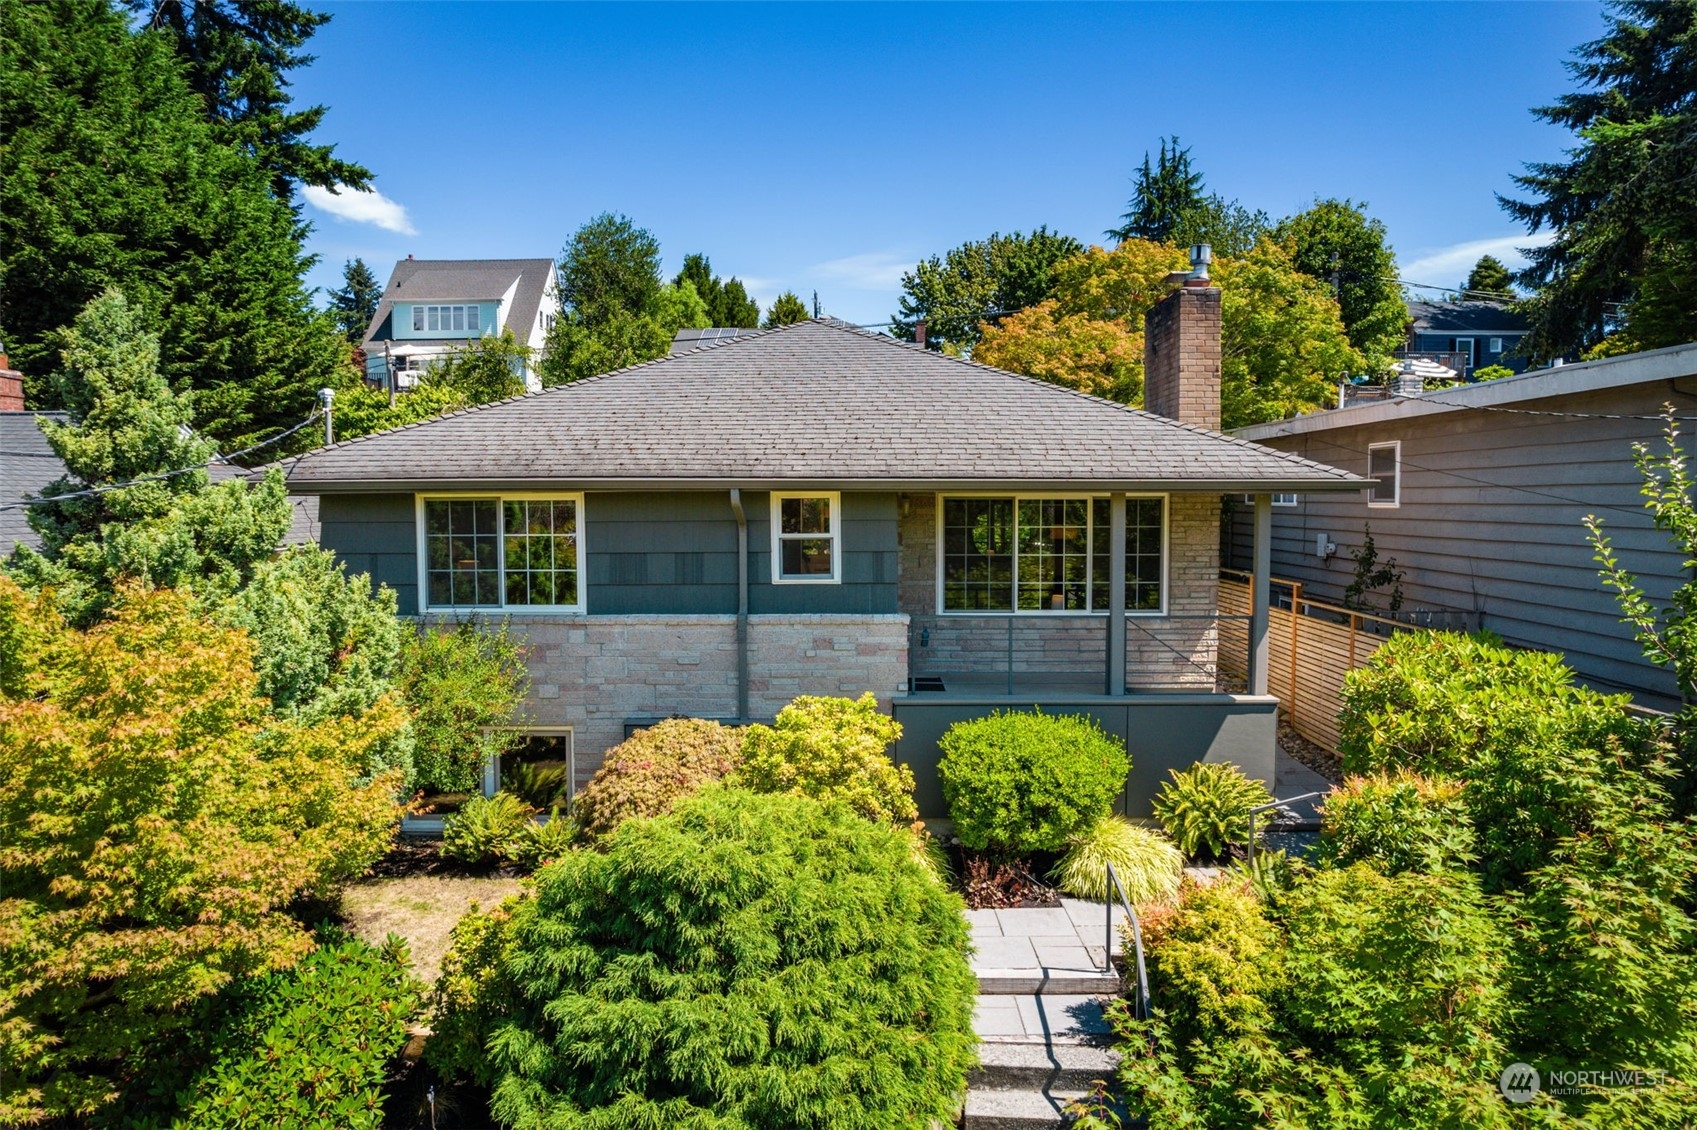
285;292;1365;817
361;257;559;393
1231;340;1697;710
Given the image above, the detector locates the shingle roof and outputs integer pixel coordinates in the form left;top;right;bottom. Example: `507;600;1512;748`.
1407;300;1530;334
286;320;1364;493
1;411;67;555
363;258;556;346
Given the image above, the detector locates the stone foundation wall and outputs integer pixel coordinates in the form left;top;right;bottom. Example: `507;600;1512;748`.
508;613;908;787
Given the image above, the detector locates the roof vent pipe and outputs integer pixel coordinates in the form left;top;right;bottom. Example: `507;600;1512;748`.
1186;244;1213;285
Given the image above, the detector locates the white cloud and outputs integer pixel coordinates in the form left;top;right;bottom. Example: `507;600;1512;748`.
301;184;417;235
1401;231;1555;289
807;251;913;292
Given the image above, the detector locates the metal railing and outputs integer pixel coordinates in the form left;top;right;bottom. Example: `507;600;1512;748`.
1104;862;1151;1022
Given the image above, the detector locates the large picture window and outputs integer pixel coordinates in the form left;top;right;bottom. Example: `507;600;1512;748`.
422;495;581;611
941;495;1164;614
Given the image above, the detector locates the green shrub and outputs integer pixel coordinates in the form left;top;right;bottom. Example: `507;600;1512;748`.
1146;879;1282;1049
1052;815;1183;904
441;792;534;863
401;619;529;795
572;717;744;838
938;709;1129;854
483;788;978;1129
1149;762;1272;862
508;809;577;870
737;692;916;822
165;930;421;1129
1316;770;1476;874
428;899;525;1087
1473;363;1515;381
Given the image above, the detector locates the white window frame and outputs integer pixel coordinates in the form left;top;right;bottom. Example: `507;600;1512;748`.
485;726;575;804
1489;337;1503;353
1367;442;1401;508
770;491;842;584
1247;493;1299;507
933;492;1168;617
416;492;586;614
415;304;482;335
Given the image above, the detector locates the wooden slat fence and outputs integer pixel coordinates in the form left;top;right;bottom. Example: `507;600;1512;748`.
1218;571;1421;754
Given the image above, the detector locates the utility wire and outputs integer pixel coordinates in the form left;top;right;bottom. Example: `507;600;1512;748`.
0;409;323;512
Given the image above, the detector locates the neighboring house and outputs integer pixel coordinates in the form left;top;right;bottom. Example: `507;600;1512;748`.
281;284;1366;817
361;257;559;393
1228;341;1697;710
1402;299;1531;377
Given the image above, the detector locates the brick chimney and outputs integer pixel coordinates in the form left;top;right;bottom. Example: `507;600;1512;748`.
1143;246;1222;430
0;346;23;412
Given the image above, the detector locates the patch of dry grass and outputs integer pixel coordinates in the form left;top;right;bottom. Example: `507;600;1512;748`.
341;874;525;986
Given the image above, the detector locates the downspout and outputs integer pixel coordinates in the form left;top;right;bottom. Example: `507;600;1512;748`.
729;489;750;723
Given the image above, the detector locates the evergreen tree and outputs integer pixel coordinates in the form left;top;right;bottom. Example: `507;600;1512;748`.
0;0;349;449
1107;136;1207;244
763;291;809;328
674;253;761;327
556;212;662;327
1274;199;1408;369
1501;0;1697;359
892;228;1084;352
329;257;382;342
1464;254;1515;300
124;0;370;199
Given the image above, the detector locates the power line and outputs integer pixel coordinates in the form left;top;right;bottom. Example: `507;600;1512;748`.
0;409;323;512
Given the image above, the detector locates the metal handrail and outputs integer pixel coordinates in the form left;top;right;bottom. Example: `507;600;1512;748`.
1246;792;1323;868
1104;861;1151;1022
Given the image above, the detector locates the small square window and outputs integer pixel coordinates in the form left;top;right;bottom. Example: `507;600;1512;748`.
772;492;840;583
1489;337;1503;353
1368;442;1400;507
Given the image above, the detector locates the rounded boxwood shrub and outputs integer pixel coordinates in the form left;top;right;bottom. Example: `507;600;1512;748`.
483;787;978;1129
1150;761;1273;863
572;717;743;839
937;709;1129;854
737;692;916;823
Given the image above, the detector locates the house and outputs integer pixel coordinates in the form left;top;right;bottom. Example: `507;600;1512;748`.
280;276;1367;817
360;257;560;393
1228;341;1697;710
1;361;318;555
1401;299;1532;377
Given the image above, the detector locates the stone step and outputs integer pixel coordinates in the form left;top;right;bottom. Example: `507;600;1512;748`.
971;1039;1119;1090
973;994;1116;1046
962;1085;1090;1129
975;967;1122;995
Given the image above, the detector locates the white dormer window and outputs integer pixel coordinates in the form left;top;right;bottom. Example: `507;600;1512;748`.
412;304;481;334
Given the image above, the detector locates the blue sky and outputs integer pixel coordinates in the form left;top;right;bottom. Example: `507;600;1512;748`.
293;1;1603;326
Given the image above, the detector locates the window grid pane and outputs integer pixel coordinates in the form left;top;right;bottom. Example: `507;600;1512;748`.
943;498;1014;611
943;496;1163;615
503;499;578;606
1017;498;1089;610
425;499;500;607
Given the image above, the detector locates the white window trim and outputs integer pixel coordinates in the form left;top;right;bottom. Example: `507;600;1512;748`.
1489;337;1503;353
414;304;483;335
415;491;587;614
485;726;575;803
1367;442;1401;508
1272;493;1298;507
770;490;842;584
932;491;1169;617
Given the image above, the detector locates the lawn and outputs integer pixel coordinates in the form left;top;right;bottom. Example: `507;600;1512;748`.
341;871;525;986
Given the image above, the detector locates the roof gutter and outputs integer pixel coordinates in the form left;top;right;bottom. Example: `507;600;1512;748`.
728;488;750;724
279;475;1370;495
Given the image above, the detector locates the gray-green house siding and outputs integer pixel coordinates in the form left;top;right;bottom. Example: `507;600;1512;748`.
317;490;899;617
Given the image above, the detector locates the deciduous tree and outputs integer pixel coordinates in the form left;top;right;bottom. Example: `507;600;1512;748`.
674;253;761;327
1274;198;1407;369
891;227;1083;352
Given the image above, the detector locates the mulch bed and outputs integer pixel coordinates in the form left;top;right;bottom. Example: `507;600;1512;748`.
955;848;1063;910
362;836;525;881
1278;713;1343;782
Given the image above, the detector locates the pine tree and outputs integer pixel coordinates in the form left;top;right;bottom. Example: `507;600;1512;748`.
673;253;760;327
1107;136;1207;244
1501;0;1697;359
329;257;383;342
763;291;809;328
1464;255;1515;300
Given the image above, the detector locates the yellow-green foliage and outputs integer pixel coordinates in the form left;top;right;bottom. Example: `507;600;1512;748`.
480;788;979;1128
1053;815;1183;904
938;709;1129;853
1317;770;1476;874
737;692;916;823
441;792;536;864
508;810;577;870
1147;879;1282;1049
0;579;404;1125
1150;761;1273;862
572;718;744;838
428;898;527;1086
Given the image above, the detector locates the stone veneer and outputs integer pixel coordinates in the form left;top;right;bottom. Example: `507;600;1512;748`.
507;613;908;787
898;490;1220;690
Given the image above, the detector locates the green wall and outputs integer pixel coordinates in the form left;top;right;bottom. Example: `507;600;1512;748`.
314;490;899;616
